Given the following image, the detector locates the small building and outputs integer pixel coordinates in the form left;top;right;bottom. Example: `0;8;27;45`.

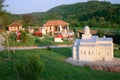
8;22;23;32
67;35;74;41
54;34;63;42
38;27;46;35
28;28;34;34
72;26;113;61
43;20;69;33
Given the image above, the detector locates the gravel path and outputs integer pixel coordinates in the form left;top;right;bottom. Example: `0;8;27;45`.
0;45;4;51
7;44;72;50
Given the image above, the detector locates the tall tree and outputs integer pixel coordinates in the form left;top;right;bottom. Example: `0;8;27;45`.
22;14;34;28
0;0;11;28
0;0;4;25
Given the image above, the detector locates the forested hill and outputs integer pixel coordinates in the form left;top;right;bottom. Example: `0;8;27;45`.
13;1;120;28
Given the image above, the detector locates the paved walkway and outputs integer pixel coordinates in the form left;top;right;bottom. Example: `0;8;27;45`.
7;44;72;50
0;45;4;51
66;57;120;72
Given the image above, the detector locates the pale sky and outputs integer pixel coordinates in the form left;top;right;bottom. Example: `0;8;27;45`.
3;0;120;14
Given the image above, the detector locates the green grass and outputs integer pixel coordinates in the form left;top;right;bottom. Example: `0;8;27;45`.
8;34;73;47
0;48;120;80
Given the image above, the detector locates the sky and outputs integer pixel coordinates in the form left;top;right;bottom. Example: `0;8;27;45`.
3;0;120;14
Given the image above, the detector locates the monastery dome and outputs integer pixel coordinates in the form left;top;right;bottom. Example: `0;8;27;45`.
84;26;90;34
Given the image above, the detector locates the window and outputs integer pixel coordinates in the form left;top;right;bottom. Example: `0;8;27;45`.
92;51;94;55
81;51;82;55
98;53;100;55
89;51;90;55
84;51;86;55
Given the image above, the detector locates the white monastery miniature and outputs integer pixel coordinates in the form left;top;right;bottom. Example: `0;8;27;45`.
72;26;113;61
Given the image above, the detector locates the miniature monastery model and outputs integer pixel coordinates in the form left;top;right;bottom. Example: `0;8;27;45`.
72;26;113;61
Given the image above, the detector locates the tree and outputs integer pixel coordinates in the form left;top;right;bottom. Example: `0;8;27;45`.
20;30;27;43
0;0;11;28
0;0;5;25
22;14;34;28
97;30;104;37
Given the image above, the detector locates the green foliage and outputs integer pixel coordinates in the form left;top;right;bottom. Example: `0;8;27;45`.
11;1;120;29
22;14;35;28
97;30;105;37
46;46;51;50
0;0;11;28
8;34;73;47
0;48;120;80
20;30;27;43
15;53;44;80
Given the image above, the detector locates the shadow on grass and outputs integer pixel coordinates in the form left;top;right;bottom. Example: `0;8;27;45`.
34;37;54;46
51;48;72;57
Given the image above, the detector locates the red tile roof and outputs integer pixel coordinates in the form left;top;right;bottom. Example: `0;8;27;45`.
8;22;22;27
55;34;63;38
43;20;69;26
78;30;97;34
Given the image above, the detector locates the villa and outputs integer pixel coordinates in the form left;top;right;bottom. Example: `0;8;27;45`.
8;21;23;32
43;20;69;33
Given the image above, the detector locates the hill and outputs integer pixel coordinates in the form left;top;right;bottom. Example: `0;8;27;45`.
11;1;120;29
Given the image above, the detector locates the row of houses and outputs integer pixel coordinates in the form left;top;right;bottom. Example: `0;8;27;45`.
7;20;98;36
8;20;69;34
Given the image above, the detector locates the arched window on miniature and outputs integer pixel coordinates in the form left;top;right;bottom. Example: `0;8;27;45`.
92;51;94;55
84;51;86;55
107;53;109;55
89;51;90;55
98;53;100;55
81;51;82;55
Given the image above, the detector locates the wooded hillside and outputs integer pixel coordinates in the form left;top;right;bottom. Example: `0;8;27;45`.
11;1;120;29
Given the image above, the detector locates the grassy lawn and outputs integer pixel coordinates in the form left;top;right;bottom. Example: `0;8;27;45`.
0;48;120;80
8;34;73;47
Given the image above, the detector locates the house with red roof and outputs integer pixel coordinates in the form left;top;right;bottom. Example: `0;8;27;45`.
43;20;69;33
8;22;23;32
54;33;63;42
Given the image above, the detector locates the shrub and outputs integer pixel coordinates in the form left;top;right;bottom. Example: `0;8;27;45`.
46;46;51;50
20;31;27;43
15;53;44;80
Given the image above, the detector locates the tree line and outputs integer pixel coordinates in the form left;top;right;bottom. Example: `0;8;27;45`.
2;1;120;29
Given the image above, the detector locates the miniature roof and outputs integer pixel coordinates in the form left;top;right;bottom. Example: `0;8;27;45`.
80;36;98;43
43;20;69;26
73;26;113;47
84;26;90;34
98;38;112;41
8;22;22;27
55;34;63;38
78;30;97;34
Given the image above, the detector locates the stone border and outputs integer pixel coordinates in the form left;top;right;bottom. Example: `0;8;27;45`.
66;57;120;72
